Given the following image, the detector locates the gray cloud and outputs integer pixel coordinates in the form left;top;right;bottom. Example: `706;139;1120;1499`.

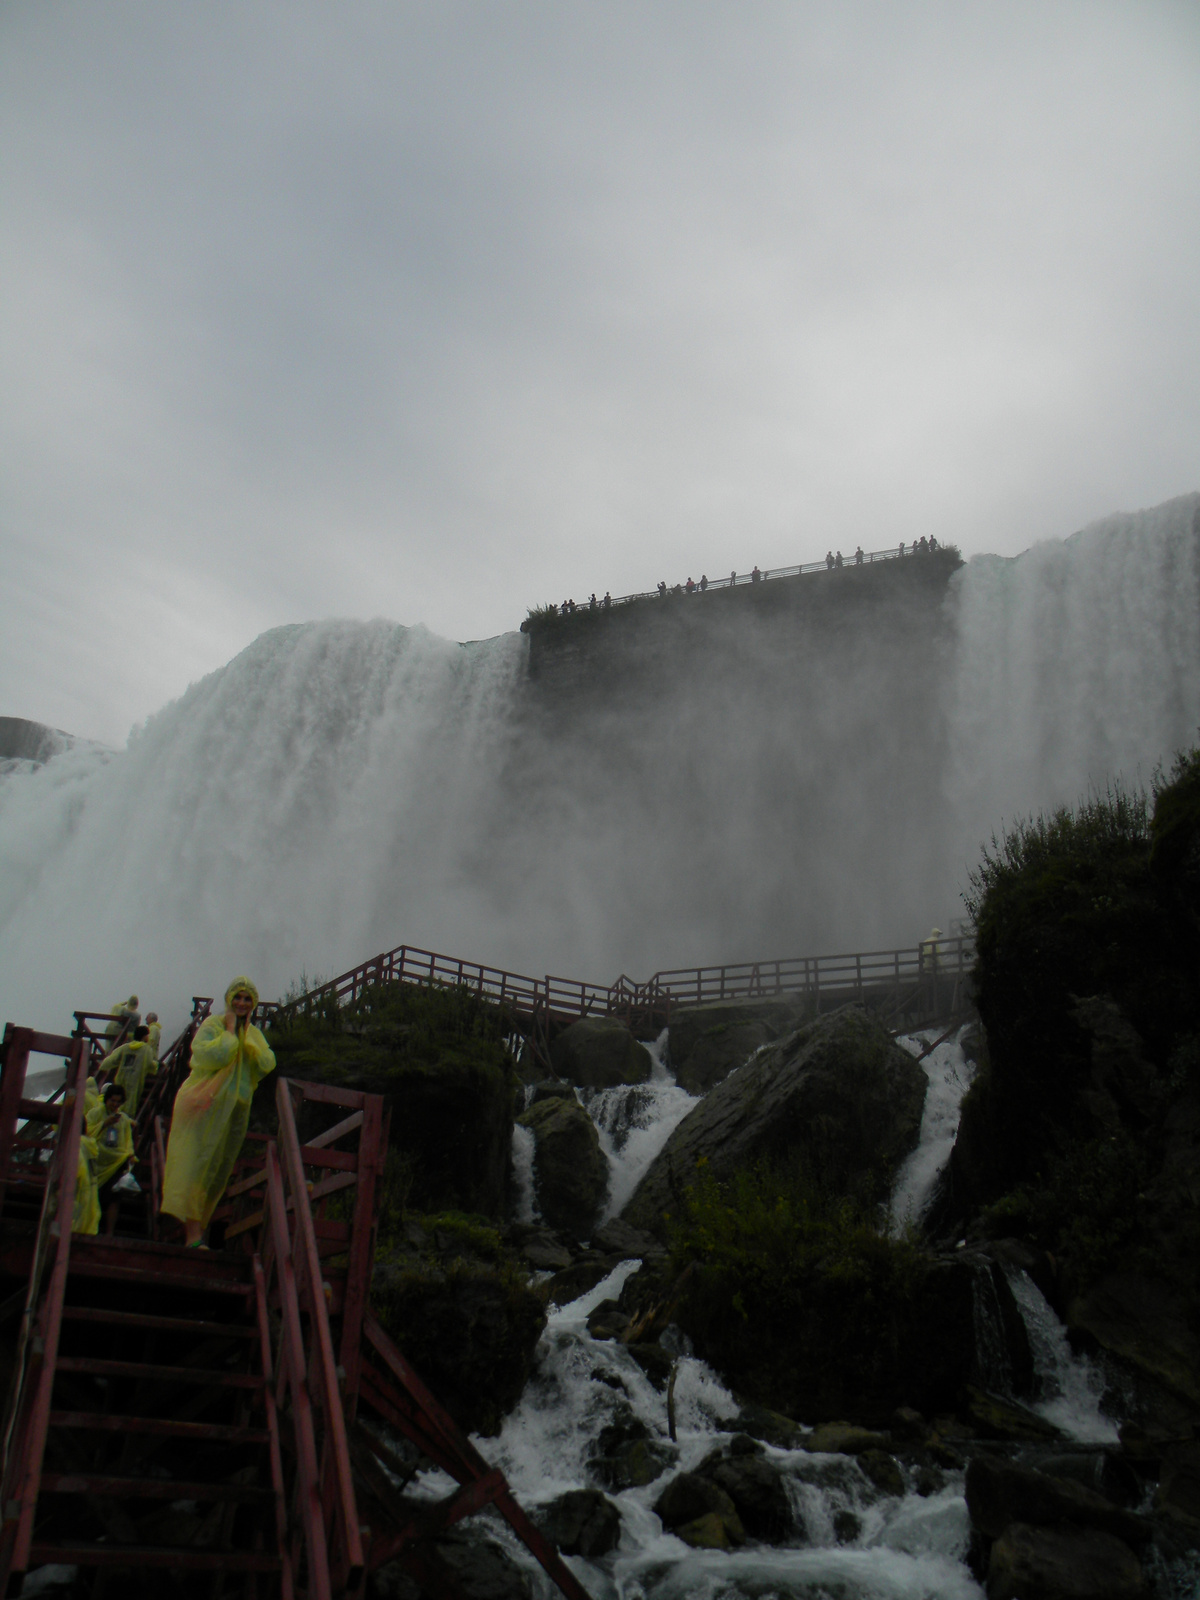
2;0;1198;742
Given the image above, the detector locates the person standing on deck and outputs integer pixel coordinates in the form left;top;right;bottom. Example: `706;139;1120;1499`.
144;1012;162;1056
162;976;275;1247
87;1082;136;1235
104;994;139;1043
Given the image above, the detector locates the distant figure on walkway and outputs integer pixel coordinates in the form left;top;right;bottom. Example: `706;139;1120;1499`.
825;551;834;570
589;593;598;610
658;581;667;598
162;976;276;1248
672;583;683;596
602;591;612;608
751;565;761;583
920;927;943;969
898;541;905;557
854;545;864;565
104;994;139;1043
917;536;929;554
699;574;708;592
568;598;577;614
144;1012;162;1056
730;570;736;585
685;576;695;594
835;551;844;568
929;535;939;552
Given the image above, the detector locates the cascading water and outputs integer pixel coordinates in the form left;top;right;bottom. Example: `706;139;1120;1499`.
888;1029;975;1235
1002;1268;1119;1446
1;494;1197;1036
581;1034;698;1223
453;1262;984;1600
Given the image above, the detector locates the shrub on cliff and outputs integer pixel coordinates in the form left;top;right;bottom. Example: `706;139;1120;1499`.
665;1162;980;1424
267;980;520;1217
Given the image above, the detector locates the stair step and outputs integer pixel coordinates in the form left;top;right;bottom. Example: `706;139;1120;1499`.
28;1543;281;1572
50;1411;270;1445
65;1260;252;1296
40;1473;274;1503
56;1356;264;1389
61;1305;257;1340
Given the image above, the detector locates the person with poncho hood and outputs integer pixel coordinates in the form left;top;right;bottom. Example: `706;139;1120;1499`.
162;977;275;1247
100;1025;156;1116
104;994;139;1043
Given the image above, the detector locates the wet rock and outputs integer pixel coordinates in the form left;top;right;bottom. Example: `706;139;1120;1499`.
529;1079;577;1105
804;1422;889;1456
653;1473;745;1547
857;1449;905;1496
1070;995;1159;1124
832;1509;861;1544
721;1403;808;1450
586;1299;632;1340
985;1522;1146;1600
535;1489;622;1559
1067;1273;1200;1411
891;1406;927;1441
915;1465;946;1497
666;997;812;1096
625;1342;674;1390
622;1005;926;1234
962;1385;1065;1443
372;1530;532;1600
1038;1450;1141;1509
544;1257;623;1306
518;1096;609;1236
513;1228;573;1272
965;1455;1151;1547
696;1442;794;1543
550;1017;653;1089
1153;1439;1200;1544
590;1218;668;1260
590;1408;676;1491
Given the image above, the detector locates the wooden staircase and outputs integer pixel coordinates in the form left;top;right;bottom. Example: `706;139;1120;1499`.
0;1020;592;1600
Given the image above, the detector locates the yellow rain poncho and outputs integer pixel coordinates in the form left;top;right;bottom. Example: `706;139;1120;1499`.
161;978;275;1231
84;1077;102;1120
104;995;139;1042
72;1134;100;1235
145;1020;162;1056
100;1040;157;1116
86;1103;135;1190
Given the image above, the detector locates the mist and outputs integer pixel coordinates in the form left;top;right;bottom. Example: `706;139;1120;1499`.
1;494;1197;1036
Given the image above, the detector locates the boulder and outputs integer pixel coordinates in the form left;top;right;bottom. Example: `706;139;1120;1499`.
962;1386;1065;1444
1153;1439;1200;1543
696;1438;794;1543
965;1455;1150;1547
529;1079;577;1105
985;1522;1145;1600
666;997;813;1096
857;1449;905;1497
535;1489;622;1559
544;1258;623;1306
804;1423;890;1456
1067;1273;1200;1410
373;1530;532;1600
721;1404;808;1450
518;1096;609;1236
589;1408;676;1491
653;1473;745;1547
590;1217;668;1261
550;1018;653;1089
586;1299;632;1340
621;1005;926;1235
625;1343;674;1390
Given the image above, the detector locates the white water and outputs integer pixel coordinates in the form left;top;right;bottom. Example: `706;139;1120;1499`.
452;1261;983;1600
1003;1268;1119;1445
889;1030;976;1234
1;495;1198;1035
584;1033;699;1223
512;1123;540;1226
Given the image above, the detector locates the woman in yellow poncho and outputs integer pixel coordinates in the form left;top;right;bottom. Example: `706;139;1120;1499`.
87;1082;136;1232
72;1133;100;1236
162;976;275;1246
100;1027;157;1116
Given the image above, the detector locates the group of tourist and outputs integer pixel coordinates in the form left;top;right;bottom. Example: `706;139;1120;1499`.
545;537;944;621
73;976;275;1249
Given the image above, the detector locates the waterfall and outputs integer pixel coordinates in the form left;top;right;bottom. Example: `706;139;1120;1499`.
1003;1268;1118;1445
582;1032;699;1223
888;1028;975;1234
1;494;1197;1036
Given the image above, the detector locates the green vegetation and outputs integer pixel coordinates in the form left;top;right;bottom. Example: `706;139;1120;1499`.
666;1159;932;1421
958;746;1200;1301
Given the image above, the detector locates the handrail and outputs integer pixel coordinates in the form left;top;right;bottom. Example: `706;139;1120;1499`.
261;933;974;1034
524;541;955;623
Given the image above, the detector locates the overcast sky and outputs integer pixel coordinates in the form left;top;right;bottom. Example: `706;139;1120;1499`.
3;1;1198;746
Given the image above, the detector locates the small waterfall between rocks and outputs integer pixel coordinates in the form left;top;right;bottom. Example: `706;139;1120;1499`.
888;1029;975;1235
1002;1268;1118;1446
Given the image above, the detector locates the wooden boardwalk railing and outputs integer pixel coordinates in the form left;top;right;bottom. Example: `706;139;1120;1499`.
259;934;975;1039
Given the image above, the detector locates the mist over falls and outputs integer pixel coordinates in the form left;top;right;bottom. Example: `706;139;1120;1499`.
1;494;1198;1032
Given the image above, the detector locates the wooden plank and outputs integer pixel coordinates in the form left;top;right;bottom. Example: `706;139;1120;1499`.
56;1355;265;1389
49;1410;270;1443
305;1109;363;1150
28;1543;281;1572
40;1473;272;1501
60;1306;256;1339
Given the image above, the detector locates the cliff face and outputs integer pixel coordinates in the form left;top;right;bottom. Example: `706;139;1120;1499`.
0;716;72;766
498;551;964;970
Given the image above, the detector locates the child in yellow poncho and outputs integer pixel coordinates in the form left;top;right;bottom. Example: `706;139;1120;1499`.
87;1082;136;1231
100;1027;157;1116
162;976;275;1246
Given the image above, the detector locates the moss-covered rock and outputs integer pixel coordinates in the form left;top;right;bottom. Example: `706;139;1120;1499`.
267;981;518;1218
666;997;813;1095
549;1016;653;1088
621;1004;926;1236
517;1095;609;1236
369;1212;546;1436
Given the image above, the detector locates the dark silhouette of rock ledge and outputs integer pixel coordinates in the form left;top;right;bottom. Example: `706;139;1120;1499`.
549;1016;653;1087
620;1003;926;1235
